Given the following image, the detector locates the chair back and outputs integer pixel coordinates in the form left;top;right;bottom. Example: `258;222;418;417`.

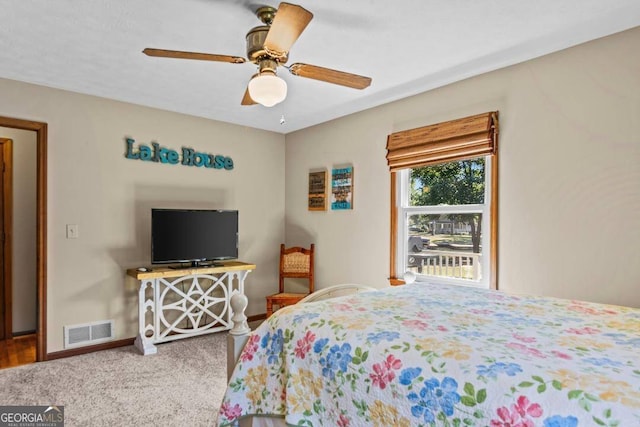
279;244;315;294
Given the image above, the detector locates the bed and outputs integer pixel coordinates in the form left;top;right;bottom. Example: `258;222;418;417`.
218;282;640;426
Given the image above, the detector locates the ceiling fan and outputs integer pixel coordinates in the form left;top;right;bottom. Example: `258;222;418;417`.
143;2;372;107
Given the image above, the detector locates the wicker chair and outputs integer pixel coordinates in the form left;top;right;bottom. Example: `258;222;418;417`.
265;244;315;318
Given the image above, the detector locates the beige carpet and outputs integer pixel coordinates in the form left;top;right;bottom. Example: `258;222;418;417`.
0;332;229;426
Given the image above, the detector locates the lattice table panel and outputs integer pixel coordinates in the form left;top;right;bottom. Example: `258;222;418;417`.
128;262;255;355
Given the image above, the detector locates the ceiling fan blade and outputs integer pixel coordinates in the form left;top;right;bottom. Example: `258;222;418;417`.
263;3;313;58
143;48;245;64
288;63;372;89
241;86;257;105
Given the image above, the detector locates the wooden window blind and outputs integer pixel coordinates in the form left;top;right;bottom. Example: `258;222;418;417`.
386;111;499;171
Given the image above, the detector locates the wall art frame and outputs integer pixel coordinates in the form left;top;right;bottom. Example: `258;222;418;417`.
308;169;328;211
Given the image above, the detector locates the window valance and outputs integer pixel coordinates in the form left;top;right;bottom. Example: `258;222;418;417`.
386;111;499;172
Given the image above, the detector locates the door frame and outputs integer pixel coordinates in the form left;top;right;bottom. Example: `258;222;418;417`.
0;138;13;341
0;116;47;361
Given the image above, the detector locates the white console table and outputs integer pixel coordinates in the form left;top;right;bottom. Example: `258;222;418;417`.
126;261;255;355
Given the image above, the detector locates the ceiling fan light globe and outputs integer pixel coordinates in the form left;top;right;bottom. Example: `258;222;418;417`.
248;74;287;107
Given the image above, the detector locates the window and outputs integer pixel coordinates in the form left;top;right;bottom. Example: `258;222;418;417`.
387;112;499;289
398;157;491;287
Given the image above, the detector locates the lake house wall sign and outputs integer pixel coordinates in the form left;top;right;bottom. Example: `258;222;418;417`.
124;138;234;170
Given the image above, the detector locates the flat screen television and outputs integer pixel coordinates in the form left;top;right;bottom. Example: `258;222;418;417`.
151;208;238;267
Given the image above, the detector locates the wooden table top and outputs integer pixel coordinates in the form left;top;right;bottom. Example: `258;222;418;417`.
126;260;256;280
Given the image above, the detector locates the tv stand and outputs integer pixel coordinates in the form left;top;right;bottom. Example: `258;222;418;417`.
126;261;255;355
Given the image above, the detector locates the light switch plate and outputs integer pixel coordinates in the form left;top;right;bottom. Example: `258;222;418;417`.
66;224;79;239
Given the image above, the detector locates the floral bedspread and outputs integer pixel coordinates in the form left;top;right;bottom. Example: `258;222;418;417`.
218;283;640;426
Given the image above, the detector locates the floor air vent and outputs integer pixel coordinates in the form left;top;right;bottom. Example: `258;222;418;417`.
64;320;114;349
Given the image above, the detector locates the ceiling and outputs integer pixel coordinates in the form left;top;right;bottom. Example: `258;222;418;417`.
1;1;639;134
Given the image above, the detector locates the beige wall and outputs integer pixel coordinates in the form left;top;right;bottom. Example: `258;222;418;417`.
0;126;37;333
0;79;286;352
285;27;640;307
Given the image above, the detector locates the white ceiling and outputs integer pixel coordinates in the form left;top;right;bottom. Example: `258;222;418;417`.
1;1;639;134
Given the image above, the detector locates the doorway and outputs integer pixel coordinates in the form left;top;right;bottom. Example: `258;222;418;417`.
0;117;47;362
0;138;13;341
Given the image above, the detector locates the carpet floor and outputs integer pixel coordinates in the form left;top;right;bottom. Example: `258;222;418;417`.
0;333;229;426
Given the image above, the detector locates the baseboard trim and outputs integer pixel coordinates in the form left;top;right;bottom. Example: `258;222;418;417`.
46;337;135;361
247;313;266;322
45;317;266;361
13;329;37;337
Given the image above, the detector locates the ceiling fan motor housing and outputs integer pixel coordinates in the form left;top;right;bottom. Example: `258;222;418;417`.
246;26;288;64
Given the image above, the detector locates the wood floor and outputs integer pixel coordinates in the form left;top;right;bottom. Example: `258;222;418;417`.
0;334;36;369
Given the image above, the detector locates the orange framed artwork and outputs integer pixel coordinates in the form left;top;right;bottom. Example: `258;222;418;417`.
308;170;327;211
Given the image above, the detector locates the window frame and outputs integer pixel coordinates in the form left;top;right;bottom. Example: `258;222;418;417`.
394;157;494;288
